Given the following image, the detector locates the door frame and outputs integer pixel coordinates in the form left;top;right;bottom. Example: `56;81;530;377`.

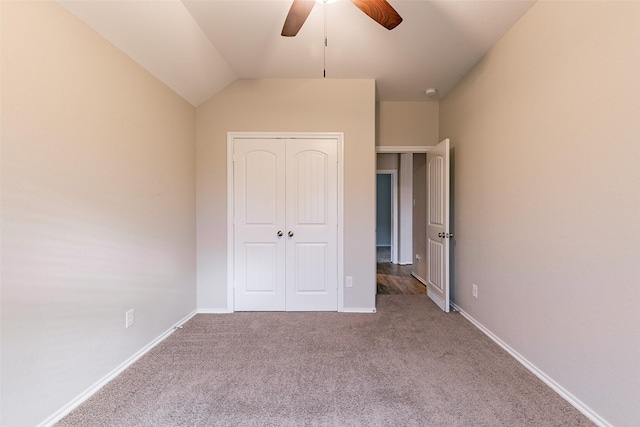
376;170;398;264
376;145;449;309
227;132;345;313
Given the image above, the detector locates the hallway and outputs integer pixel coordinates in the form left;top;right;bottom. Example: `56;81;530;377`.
376;247;426;295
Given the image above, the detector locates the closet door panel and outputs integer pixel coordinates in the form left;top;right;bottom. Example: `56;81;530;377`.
233;139;286;311
285;139;338;311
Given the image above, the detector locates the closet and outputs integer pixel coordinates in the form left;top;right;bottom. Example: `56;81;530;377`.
232;137;339;311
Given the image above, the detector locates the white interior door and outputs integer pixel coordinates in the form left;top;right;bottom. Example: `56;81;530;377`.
426;138;451;312
286;139;338;311
233;139;286;311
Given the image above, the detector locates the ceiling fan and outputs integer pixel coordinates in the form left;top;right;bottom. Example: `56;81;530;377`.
282;0;403;37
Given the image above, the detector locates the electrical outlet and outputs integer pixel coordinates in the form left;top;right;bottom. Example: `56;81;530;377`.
126;309;134;328
345;276;353;288
472;284;478;298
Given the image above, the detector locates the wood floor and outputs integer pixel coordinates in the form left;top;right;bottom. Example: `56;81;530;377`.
376;262;426;295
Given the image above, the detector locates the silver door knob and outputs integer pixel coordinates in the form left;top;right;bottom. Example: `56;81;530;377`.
277;231;283;237
438;232;444;238
288;231;294;237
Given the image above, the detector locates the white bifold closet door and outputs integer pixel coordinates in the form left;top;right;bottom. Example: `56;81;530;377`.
233;138;338;311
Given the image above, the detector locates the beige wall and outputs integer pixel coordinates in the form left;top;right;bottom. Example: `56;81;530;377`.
1;2;197;426
376;153;398;170
196;79;376;311
440;2;640;426
376;101;439;147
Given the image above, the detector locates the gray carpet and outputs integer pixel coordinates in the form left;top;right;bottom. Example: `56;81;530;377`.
57;295;593;426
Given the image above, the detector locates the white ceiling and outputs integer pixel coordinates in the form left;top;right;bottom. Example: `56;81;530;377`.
58;0;536;106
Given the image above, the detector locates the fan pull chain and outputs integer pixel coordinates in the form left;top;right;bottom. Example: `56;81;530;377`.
323;1;327;78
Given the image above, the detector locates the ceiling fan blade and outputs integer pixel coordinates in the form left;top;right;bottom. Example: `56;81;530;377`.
350;0;403;30
281;0;316;37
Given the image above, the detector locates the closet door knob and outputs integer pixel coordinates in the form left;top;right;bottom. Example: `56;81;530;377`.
277;231;283;237
288;231;294;237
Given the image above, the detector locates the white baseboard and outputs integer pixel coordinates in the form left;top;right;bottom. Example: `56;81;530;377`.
38;310;197;427
198;307;376;314
411;272;427;286
199;307;377;314
342;307;377;313
197;308;232;314
450;302;611;427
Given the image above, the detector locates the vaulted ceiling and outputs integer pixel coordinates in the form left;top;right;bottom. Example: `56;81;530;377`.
57;0;535;106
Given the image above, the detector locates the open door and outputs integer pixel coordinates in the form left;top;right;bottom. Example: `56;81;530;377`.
426;139;451;312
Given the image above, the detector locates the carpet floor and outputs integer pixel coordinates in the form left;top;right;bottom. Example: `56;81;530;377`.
57;295;593;426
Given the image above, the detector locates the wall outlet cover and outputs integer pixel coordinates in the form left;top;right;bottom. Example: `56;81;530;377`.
126;309;134;328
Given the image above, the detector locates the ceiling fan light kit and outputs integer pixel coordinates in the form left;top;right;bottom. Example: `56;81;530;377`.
281;0;403;37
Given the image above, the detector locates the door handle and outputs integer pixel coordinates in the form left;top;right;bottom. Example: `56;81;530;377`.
438;232;444;238
288;231;294;237
277;231;283;237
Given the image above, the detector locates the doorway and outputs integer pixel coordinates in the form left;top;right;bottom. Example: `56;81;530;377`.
376;170;397;264
376;151;427;295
